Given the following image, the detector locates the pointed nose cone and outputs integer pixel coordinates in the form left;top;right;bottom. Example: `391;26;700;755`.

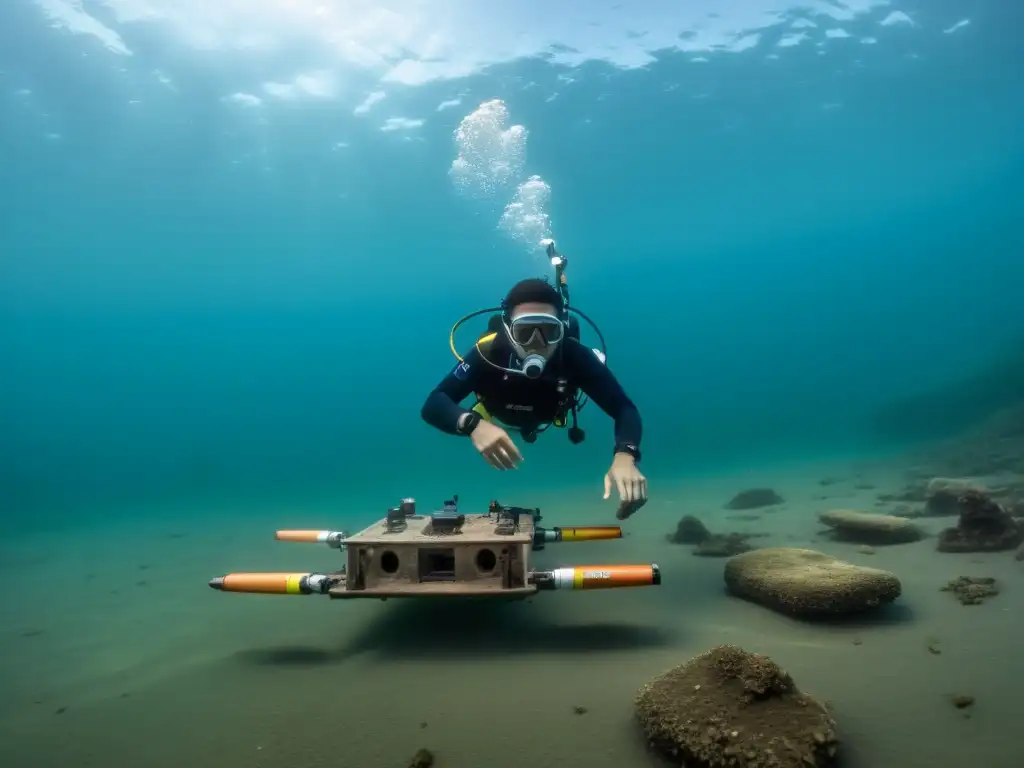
208;576;225;590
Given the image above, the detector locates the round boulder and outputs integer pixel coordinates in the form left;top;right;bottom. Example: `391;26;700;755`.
818;509;923;545
724;548;901;618
635;645;839;767
726;488;783;510
936;489;1023;553
925;477;986;516
667;514;711;544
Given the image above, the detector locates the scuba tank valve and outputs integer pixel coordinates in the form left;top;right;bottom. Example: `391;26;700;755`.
542;238;570;310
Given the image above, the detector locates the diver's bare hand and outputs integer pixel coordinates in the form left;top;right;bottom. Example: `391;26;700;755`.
471;421;523;470
604;452;648;504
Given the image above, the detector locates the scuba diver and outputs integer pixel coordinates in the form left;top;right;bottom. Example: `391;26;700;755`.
420;240;648;517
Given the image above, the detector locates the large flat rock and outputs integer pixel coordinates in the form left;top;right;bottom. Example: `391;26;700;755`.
724;548;902;618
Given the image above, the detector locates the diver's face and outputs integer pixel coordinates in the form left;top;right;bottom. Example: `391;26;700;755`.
509;302;561;359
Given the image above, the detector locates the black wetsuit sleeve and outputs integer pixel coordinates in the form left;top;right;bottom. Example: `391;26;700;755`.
566;341;643;449
420;349;484;435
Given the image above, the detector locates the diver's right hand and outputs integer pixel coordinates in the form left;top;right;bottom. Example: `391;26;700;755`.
471;421;523;470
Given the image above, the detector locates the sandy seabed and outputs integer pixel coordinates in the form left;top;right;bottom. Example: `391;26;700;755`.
1;455;1022;768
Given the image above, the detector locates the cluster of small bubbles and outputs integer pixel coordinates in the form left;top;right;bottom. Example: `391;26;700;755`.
498;175;552;255
448;99;527;199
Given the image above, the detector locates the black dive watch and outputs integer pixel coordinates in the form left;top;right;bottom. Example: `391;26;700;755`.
614;442;641;462
458;411;482;436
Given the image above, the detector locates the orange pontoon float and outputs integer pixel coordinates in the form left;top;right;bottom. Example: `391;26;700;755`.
209;495;660;600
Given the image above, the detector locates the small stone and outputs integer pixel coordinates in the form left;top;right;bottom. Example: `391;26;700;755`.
941;576;999;605
667;515;711;545
409;748;435;768
950;695;974;710
694;533;755;557
726;488;784;510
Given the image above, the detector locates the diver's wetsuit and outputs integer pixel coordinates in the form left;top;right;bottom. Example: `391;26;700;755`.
420;335;642;449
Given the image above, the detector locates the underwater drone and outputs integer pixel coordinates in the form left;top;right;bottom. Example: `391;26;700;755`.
208;495;660;600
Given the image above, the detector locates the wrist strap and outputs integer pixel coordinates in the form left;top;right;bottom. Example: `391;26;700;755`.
614;442;641;462
459;411;482;435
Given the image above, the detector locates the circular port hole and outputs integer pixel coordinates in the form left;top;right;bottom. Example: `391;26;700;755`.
475;548;497;573
380;550;400;574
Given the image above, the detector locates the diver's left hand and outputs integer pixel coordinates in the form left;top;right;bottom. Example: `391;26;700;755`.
603;452;647;504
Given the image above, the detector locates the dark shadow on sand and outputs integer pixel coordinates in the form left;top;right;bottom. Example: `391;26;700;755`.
816;601;916;627
345;597;676;659
233;596;677;667
233;646;335;666
793;601;916;628
817;529;934;546
720;587;917;628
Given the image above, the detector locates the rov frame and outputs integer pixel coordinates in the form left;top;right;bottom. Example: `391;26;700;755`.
209;495;661;599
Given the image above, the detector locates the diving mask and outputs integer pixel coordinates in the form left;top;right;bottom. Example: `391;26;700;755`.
506;312;565;347
503;313;564;379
